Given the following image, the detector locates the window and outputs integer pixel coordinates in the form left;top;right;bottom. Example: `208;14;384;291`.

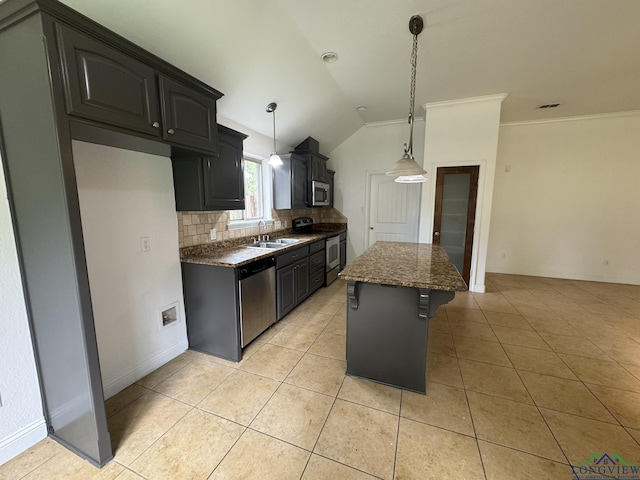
229;157;266;222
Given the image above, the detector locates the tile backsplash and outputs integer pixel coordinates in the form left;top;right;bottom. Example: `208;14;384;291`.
177;208;347;248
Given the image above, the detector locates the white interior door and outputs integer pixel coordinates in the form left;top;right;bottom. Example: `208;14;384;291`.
368;174;421;247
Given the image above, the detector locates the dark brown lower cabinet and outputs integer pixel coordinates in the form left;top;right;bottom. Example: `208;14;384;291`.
309;240;325;295
276;245;311;320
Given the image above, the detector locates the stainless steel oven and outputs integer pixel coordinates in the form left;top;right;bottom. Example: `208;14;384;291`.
326;234;340;285
310;180;330;206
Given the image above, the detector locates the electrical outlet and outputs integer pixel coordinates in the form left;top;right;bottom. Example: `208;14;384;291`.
275;221;282;229
210;228;216;240
140;237;150;252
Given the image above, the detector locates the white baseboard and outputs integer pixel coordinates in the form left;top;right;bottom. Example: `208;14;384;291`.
102;339;189;399
0;417;47;466
486;266;640;286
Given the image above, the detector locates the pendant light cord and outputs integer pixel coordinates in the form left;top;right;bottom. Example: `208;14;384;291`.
272;108;277;154
406;29;419;157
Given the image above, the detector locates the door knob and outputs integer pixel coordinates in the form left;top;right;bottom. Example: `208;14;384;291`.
167;128;175;135
370;227;374;230
152;121;160;128
434;232;440;236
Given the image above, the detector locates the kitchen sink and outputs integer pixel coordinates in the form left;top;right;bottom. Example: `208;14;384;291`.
244;241;286;249
272;238;300;245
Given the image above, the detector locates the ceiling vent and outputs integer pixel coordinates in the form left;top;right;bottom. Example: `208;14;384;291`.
537;103;561;109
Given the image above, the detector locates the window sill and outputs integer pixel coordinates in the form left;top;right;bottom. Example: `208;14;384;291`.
228;219;274;231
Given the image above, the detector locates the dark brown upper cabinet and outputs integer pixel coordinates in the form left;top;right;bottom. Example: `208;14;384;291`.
293;137;328;182
273;153;308;209
326;169;335;207
203;125;246;210
55;22;220;155
173;125;246;211
56;23;161;137
308;153;328;182
159;76;218;154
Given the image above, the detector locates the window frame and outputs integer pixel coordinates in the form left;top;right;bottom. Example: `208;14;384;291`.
228;153;273;229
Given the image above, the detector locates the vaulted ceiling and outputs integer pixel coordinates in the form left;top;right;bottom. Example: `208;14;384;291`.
60;0;640;153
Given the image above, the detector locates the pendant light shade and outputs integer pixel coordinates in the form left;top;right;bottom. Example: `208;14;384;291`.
388;151;427;181
266;102;283;166
386;15;427;183
268;153;283;166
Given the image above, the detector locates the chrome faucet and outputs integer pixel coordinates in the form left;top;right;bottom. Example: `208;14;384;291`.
258;220;269;241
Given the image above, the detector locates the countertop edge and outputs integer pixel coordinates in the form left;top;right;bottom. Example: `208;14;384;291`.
181;231;342;268
338;274;467;292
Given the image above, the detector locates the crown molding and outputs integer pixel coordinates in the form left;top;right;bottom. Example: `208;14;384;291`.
423;93;508;110
500;109;640;127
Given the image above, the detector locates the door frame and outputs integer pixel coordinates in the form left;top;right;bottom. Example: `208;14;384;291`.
433;166;480;286
364;170;422;249
418;159;488;292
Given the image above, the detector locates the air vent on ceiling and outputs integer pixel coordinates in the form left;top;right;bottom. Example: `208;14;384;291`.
537;103;561;109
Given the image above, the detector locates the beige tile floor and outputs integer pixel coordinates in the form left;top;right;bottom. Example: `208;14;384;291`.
3;273;640;479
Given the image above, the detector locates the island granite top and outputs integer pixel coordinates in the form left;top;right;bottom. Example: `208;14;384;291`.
339;241;468;291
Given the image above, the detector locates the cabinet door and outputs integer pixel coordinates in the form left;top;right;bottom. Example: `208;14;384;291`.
295;258;310;303
56;23;160;136
327;170;335;207
277;264;296;320
159;75;218;154
292;156;308;208
203;127;245;210
311;155;327;182
172;157;205;211
340;240;347;270
309;250;325;272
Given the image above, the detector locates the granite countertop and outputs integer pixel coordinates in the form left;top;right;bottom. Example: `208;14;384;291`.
181;232;329;268
339;241;468;291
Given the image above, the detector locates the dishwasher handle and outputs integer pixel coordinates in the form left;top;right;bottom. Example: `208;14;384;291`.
239;256;276;279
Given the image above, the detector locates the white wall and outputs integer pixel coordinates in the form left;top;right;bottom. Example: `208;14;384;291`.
0;155;46;464
218;114;293;160
418;95;506;293
328;120;425;262
73;141;188;399
488;112;640;284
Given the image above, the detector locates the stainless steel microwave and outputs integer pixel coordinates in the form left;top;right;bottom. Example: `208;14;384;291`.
310;180;330;206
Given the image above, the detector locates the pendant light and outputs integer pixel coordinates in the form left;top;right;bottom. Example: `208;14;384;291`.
386;15;427;183
266;102;283;166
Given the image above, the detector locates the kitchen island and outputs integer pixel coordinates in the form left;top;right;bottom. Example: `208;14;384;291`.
339;242;467;393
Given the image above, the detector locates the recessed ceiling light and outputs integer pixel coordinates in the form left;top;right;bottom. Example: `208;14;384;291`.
537;103;561;109
321;52;339;63
356;105;367;111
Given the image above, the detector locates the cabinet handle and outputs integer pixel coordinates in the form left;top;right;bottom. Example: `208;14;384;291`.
291;254;299;259
167;128;175;135
152;121;160;128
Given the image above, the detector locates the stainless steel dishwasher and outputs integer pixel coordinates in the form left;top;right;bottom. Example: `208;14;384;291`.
239;256;276;347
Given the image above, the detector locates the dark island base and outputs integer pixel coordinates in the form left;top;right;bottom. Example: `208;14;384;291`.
346;281;455;393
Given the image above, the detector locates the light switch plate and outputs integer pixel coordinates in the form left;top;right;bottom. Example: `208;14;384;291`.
140;237;150;252
210;228;217;240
